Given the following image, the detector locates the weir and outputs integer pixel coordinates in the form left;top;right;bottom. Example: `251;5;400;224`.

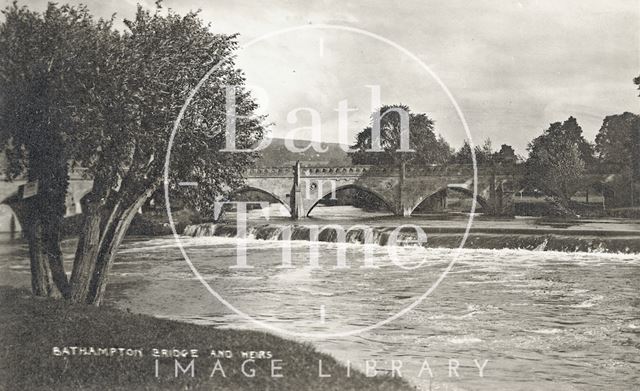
183;221;640;254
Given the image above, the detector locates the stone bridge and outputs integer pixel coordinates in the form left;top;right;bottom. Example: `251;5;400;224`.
233;162;627;219
0;169;93;233
235;162;520;218
0;162;627;231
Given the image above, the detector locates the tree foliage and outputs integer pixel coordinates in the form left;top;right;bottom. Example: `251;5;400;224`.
450;139;492;164
493;144;518;164
449;139;518;165
0;2;264;304
525;117;589;201
595;112;640;179
349;105;452;165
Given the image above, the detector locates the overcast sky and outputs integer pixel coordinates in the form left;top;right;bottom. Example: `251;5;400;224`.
10;0;640;154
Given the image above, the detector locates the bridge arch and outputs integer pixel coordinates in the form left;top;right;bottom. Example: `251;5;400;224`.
226;186;291;214
305;183;394;217
0;203;21;234
447;185;491;211
409;185;491;216
0;191;28;234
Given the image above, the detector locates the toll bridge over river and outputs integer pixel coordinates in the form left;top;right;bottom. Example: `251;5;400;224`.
234;162;625;219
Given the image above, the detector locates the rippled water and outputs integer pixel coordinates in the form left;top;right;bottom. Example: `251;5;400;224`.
1;231;639;390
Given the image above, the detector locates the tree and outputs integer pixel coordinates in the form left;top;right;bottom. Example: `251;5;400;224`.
525;118;588;203
349;105;452;165
0;3;114;297
634;74;640;96
559;116;596;165
595;112;640;169
595;112;640;204
1;3;264;304
347;105;451;211
450;138;494;165
493;144;518;164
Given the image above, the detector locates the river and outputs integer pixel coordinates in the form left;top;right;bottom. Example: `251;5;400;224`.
1;206;639;390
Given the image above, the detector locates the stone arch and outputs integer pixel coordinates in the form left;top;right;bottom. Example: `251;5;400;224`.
447;185;491;211
0;179;95;231
0;202;21;235
409;185;492;216
305;183;394;217
0;190;22;225
69;186;93;215
227;186;291;214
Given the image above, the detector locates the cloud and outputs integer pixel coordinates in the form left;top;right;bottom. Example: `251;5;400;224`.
7;0;638;154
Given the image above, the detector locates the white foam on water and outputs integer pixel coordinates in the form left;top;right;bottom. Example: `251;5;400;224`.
182;222;640;262
569;294;604;308
448;336;483;344
7;265;29;271
294;287;335;297
525;328;563;335
272;266;314;282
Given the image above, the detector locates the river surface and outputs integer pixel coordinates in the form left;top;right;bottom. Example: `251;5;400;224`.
1;207;639;390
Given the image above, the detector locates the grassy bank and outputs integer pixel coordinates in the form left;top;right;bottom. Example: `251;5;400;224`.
0;287;412;391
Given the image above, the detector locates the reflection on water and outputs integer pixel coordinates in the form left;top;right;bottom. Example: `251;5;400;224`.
1;230;639;390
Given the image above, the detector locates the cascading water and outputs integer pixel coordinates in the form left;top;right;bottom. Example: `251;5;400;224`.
1;220;638;390
183;223;435;248
182;222;640;254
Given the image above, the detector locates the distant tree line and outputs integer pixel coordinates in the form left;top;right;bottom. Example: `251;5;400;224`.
349;99;640;210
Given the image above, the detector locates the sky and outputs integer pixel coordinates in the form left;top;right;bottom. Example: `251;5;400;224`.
8;0;640;154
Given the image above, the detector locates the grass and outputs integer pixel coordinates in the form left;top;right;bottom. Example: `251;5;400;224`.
0;287;413;391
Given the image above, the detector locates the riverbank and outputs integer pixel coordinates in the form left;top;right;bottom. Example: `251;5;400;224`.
184;213;640;254
0;287;412;390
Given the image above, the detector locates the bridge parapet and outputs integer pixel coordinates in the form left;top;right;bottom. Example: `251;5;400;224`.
6;162;607;182
245;167;294;178
246;163;523;179
303;165;399;177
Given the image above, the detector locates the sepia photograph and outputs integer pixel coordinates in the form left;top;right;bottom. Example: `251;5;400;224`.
0;0;638;390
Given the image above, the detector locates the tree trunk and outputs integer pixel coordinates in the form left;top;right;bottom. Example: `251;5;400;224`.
43;215;71;299
25;215;52;297
69;201;104;303
86;189;154;305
